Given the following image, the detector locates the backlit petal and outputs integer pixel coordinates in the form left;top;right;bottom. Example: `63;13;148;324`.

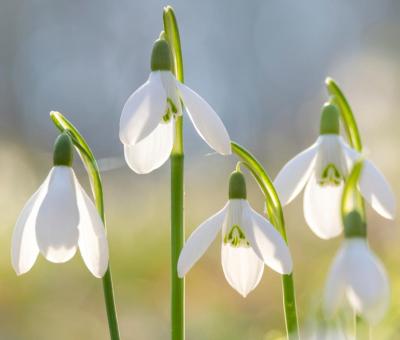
75;176;109;278
359;159;396;219
177;203;228;277
35;167;79;263
344;239;390;324
11;176;51;275
243;203;292;274
274;141;319;206
124;120;174;174
221;243;264;297
120;72;167;145
176;82;231;155
303;175;343;239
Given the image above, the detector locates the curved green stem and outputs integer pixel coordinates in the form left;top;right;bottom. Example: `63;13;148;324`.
50;111;120;340
231;142;299;339
325;77;362;152
341;160;365;222
164;7;185;340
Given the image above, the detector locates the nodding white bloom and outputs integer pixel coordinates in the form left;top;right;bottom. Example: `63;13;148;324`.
11;134;109;278
324;212;390;324
119;38;231;174
178;171;292;297
274;103;395;239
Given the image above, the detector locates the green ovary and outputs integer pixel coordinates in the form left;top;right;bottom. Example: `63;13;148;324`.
318;163;342;186
224;225;250;248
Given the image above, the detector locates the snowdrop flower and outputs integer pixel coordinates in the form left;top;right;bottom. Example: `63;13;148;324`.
324;211;389;324
274;103;395;239
178;171;292;297
11;133;109;278
119;37;231;174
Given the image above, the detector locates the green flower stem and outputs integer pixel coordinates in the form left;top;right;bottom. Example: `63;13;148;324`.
50;111;120;340
325;78;362;152
231;142;299;339
164;6;185;340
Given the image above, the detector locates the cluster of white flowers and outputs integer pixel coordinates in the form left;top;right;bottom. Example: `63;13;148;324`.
11;21;396;337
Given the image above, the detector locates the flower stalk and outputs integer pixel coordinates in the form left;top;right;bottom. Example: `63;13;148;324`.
50;111;120;340
164;6;185;340
231;142;299;339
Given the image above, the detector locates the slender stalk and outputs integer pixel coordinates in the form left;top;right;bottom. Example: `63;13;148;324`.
164;7;185;340
231;142;299;339
325;77;362;152
50;111;120;340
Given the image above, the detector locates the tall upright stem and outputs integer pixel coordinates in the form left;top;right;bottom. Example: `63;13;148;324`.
164;6;185;340
231;142;299;339
50;112;120;340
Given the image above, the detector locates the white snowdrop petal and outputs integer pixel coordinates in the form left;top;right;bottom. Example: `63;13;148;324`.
120;72;167;145
303;175;343;239
35;167;79;263
323;244;347;318
243;203;292;274
75;176;109;278
124;120;174;174
177;203;228;277
221;243;264;297
11;176;51;275
344;239;390;324
359;159;396;220
274;141;319;206
176;82;231;155
340;138;361;171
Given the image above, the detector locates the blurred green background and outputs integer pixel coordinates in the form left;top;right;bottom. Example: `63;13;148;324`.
1;0;399;339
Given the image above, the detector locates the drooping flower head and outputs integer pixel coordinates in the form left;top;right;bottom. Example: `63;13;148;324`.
324;211;389;324
274;103;395;239
119;36;231;174
12;133;109;278
178;170;292;297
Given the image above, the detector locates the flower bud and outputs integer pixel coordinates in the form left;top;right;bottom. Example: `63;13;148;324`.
151;38;172;72
344;210;366;238
53;133;74;167
320;103;340;135
229;171;247;199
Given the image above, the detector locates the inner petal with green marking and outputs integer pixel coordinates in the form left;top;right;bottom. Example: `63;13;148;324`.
318;163;343;186
223;225;250;248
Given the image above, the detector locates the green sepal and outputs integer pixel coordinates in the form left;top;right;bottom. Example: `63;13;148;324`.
344;210;366;238
53;132;73;166
320;103;340;135
151;39;173;72
229;171;247;199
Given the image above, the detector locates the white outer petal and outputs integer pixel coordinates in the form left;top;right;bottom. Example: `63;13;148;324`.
176;82;231;155
74;175;109;278
341;140;396;219
177;203;228;277
242;202;292;274
119;72;167;145
303;175;343;239
339;138;360;171
274;140;319;206
35;167;79;263
124;120;174;174
11;176;51;275
343;239;390;324
221;243;264;297
359;159;396;220
323;243;347;318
